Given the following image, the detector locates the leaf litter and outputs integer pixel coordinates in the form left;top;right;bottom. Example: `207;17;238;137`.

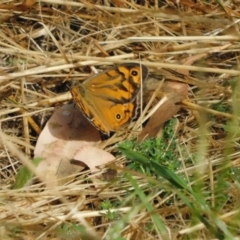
0;0;240;239
34;103;114;187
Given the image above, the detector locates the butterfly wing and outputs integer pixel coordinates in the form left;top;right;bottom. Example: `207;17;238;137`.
90;96;139;134
83;63;148;102
70;84;107;133
70;63;148;135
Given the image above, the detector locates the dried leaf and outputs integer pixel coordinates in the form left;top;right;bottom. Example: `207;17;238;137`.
34;103;113;187
72;145;115;171
138;81;188;141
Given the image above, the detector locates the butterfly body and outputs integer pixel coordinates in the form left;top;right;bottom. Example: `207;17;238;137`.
70;63;148;135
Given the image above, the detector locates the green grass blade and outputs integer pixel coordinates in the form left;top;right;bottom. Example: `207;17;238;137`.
119;147;189;191
127;174;169;239
12;158;43;189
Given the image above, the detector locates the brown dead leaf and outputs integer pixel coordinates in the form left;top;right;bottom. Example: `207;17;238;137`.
72;145;115;171
34;103;114;187
141;43;231;142
138;81;188;141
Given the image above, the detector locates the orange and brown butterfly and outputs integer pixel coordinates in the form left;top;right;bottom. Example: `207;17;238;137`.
70;63;148;135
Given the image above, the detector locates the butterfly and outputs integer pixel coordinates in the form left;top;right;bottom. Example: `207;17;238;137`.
70;63;148;135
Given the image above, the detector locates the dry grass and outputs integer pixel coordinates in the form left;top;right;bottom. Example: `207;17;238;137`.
1;0;240;239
